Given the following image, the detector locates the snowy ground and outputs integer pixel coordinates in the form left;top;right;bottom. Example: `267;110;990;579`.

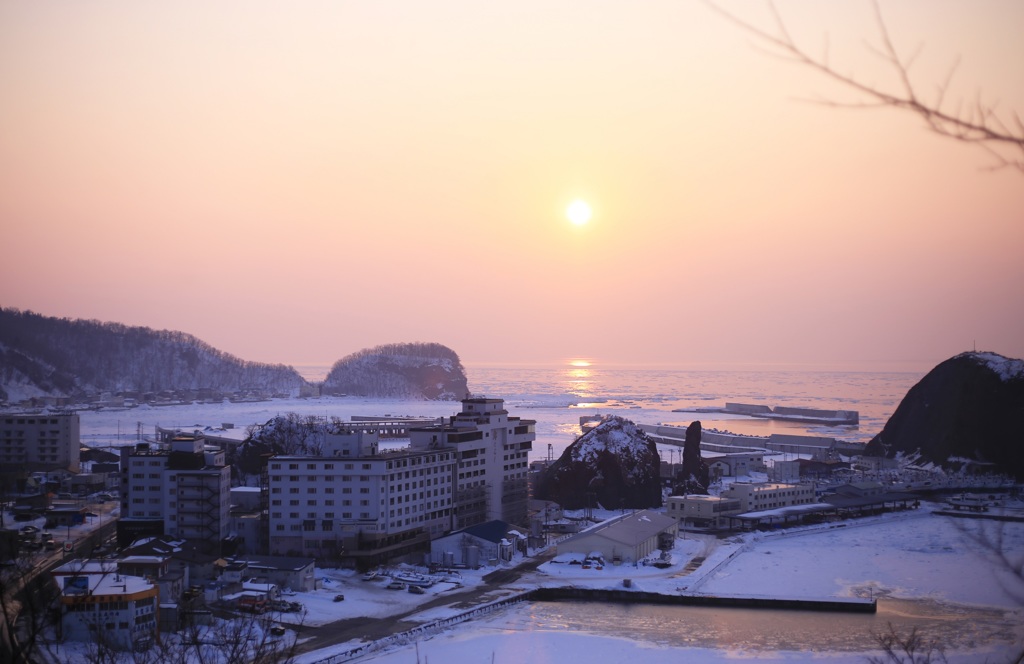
697;509;1024;609
289;504;1024;664
279;567;490;628
38;503;1024;663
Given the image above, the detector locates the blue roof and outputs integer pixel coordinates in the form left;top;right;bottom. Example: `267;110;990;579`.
452;520;510;544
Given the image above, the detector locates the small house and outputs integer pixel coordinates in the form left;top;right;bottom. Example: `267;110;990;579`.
429;520;516;568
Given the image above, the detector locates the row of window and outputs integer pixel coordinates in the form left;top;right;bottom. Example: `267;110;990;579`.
273;513;370;529
274;462;373;471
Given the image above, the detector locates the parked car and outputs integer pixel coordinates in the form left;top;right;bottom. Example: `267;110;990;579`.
333;594;345;602
269;624;286;637
385;581;406;591
408;585;425;595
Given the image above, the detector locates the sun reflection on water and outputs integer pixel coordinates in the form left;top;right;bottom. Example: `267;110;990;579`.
566;358;594;398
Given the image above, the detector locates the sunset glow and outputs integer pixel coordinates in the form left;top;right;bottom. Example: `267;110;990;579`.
1;1;1021;368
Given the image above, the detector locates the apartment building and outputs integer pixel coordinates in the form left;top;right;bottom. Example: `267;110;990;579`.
409;397;534;530
266;430;456;565
118;434;231;554
0;411;81;472
721;481;816;512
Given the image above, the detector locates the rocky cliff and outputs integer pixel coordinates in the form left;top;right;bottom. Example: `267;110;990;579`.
864;352;1024;480
535;415;662;510
322;342;468;400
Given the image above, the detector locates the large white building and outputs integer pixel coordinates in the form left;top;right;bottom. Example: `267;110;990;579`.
409;398;534;529
0;411;81;472
721;481;816;512
266;430;456;565
119;434;231;554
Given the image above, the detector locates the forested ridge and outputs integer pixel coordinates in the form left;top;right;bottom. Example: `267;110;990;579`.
0;308;306;401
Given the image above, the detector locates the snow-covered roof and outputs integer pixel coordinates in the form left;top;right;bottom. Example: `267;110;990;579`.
564;510;676;547
52;560;119;576
733;502;834;520
119;555;166;565
668;494;736;504
60;572;154;597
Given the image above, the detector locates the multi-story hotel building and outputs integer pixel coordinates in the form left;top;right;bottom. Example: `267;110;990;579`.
266;430;456;565
409;397;534;529
118;434;231;554
0;411;81;472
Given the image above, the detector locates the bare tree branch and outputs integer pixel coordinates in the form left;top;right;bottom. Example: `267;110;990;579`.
706;0;1024;173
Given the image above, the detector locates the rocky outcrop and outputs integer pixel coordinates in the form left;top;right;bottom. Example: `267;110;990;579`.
322;342;468;400
676;420;710;495
864;352;1024;480
535;415;662;510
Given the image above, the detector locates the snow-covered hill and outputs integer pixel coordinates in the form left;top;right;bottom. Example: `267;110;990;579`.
322;342;468;400
536;415;662;510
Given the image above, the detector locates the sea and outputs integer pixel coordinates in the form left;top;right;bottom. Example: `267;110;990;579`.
77;362;928;456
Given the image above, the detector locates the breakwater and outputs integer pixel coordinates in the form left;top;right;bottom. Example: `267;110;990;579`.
531;587;877;612
674;403;860;425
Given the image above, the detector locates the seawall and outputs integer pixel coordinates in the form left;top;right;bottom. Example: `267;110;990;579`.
531;587;877;613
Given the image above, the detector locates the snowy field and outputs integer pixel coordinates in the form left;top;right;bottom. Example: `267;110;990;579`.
697;509;1024;608
287;505;1024;664
279;567;490;628
38;504;1024;663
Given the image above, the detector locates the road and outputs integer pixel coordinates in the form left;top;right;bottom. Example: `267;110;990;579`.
294;551;554;656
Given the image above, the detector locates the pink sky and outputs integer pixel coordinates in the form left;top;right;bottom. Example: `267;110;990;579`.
2;1;1022;370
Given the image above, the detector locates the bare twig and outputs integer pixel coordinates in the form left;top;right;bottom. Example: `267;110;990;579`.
705;0;1024;173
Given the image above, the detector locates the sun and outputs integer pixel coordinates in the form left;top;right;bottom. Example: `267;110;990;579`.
566;199;592;226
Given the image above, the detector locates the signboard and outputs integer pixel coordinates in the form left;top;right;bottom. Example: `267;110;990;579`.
64;576;88;592
63;541;73;553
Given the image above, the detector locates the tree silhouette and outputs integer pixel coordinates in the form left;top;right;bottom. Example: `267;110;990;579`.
707;0;1024;174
